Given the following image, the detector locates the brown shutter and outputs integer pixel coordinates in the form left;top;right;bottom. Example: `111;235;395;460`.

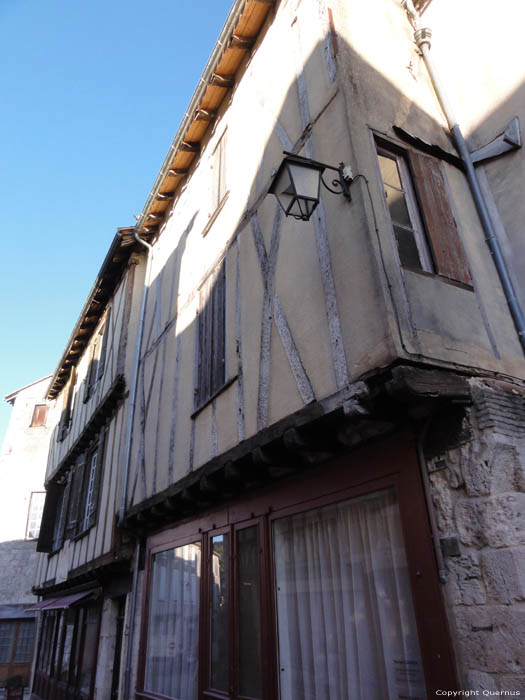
31;405;49;427
55;477;71;550
97;313;110;380
66;456;85;538
409;151;472;285
211;263;226;395
86;428;107;530
197;278;212;407
37;483;61;552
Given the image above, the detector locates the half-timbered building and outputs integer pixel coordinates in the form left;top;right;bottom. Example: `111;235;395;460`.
33;0;525;697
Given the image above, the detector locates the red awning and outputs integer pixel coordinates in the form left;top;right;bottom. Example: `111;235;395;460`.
25;591;93;612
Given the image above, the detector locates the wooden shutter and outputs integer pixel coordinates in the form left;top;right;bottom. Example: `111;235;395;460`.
54;476;71;550
31;404;49;427
211;263;226;395
196;263;226;407
86;429;107;530
97;313;110;381
196;277;213;407
409;151;472;285
37;483;61;552
59;369;76;440
66;456;85;538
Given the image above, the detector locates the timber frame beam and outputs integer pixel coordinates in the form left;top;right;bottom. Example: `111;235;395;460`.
122;364;473;536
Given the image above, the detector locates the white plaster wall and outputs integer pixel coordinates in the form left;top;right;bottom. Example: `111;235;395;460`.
0;378;56;543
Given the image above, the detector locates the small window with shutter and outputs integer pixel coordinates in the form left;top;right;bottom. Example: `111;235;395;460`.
30;404;49;427
195;262;226;409
376;140;472;286
211;130;227;215
78;429;106;536
83;313;110;403
58;369;76;442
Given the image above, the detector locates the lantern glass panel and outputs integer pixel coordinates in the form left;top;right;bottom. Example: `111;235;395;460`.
288;161;322;201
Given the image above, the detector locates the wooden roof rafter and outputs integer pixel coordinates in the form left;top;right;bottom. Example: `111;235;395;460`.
134;0;275;239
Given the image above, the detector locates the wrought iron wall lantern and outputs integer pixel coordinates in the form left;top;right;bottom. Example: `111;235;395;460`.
269;151;354;221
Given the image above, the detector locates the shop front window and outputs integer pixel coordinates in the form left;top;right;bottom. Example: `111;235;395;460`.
144;543;201;700
138;438;457;699
273;488;426;700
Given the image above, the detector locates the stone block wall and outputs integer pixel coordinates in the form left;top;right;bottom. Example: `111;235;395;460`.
0;540;38;605
427;379;525;692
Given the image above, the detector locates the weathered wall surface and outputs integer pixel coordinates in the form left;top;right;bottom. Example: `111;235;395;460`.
330;0;523;372
122;0;525;516
0;378;55;543
0;541;39;606
427;381;525;691
424;0;525;312
34;259;146;589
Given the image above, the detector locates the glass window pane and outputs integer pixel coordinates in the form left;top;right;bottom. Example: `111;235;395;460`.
60;612;75;683
210;534;229;692
237;526;262;699
14;620;35;663
273;488;426;700
394;225;423;269
0;621;15;663
378;153;402;189
145;542;201;700
79;606;98;695
384;184;412;228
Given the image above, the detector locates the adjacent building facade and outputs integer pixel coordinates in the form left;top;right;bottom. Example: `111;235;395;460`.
32;0;525;698
0;377;56;691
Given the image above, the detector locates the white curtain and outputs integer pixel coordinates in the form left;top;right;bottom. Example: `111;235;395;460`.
144;542;201;700
273;488;427;700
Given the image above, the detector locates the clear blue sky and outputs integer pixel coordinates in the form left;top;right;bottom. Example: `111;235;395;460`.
0;0;234;447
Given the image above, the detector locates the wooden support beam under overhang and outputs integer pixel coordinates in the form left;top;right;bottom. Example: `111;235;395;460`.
194;108;217;122
168;168;188;176
209;73;235;88
156;191;175;201
179;141;200;153
229;34;255;49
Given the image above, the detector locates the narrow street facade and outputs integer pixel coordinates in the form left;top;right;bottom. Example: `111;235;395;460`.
32;0;525;697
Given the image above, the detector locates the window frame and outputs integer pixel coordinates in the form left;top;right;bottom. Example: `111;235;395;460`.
211;129;228;215
194;261;227;412
375;135;472;287
26;491;46;540
376;143;435;273
31;404;49;428
0;619;36;677
33;601;101;700
58;369;76;442
137;434;458;700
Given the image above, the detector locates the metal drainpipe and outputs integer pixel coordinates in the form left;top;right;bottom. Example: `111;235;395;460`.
118;232;153;526
119;231;152;700
402;0;525;354
122;539;141;700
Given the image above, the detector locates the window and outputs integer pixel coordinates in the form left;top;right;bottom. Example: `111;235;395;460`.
31;404;49;427
34;602;100;700
211;130;227;214
26;491;46;539
376;140;472;285
58;369;76;442
52;477;70;552
67;430;106;539
37;428;107;553
138;437;458;699
83;313;110;403
0;620;35;665
195;262;226;409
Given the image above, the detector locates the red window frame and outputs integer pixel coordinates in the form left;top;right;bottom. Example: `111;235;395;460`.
136;433;458;700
